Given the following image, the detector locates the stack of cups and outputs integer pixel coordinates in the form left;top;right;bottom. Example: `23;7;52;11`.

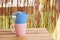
10;12;29;37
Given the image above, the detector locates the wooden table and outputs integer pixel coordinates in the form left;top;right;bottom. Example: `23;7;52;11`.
0;28;54;40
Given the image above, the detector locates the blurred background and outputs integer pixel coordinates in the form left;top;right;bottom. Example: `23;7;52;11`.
0;0;60;40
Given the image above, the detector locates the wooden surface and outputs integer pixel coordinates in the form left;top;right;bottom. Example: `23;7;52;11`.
0;28;54;40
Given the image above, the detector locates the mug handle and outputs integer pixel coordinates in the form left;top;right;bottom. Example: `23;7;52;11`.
10;24;16;33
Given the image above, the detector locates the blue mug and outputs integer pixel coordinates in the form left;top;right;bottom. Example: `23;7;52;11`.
15;11;29;24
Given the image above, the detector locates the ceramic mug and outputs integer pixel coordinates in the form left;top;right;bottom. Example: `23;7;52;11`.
10;23;27;37
10;11;28;36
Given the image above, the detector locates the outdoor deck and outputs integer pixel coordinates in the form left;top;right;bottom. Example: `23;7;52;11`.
0;28;54;40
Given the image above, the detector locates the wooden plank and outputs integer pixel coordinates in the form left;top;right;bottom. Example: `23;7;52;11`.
0;34;54;40
0;28;51;36
0;28;49;34
0;28;47;31
0;28;50;34
0;36;54;40
0;34;51;37
0;28;54;40
0;28;49;35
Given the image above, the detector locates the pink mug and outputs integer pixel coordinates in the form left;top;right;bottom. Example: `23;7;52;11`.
10;23;27;37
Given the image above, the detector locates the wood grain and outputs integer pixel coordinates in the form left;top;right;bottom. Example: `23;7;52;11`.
0;28;54;40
